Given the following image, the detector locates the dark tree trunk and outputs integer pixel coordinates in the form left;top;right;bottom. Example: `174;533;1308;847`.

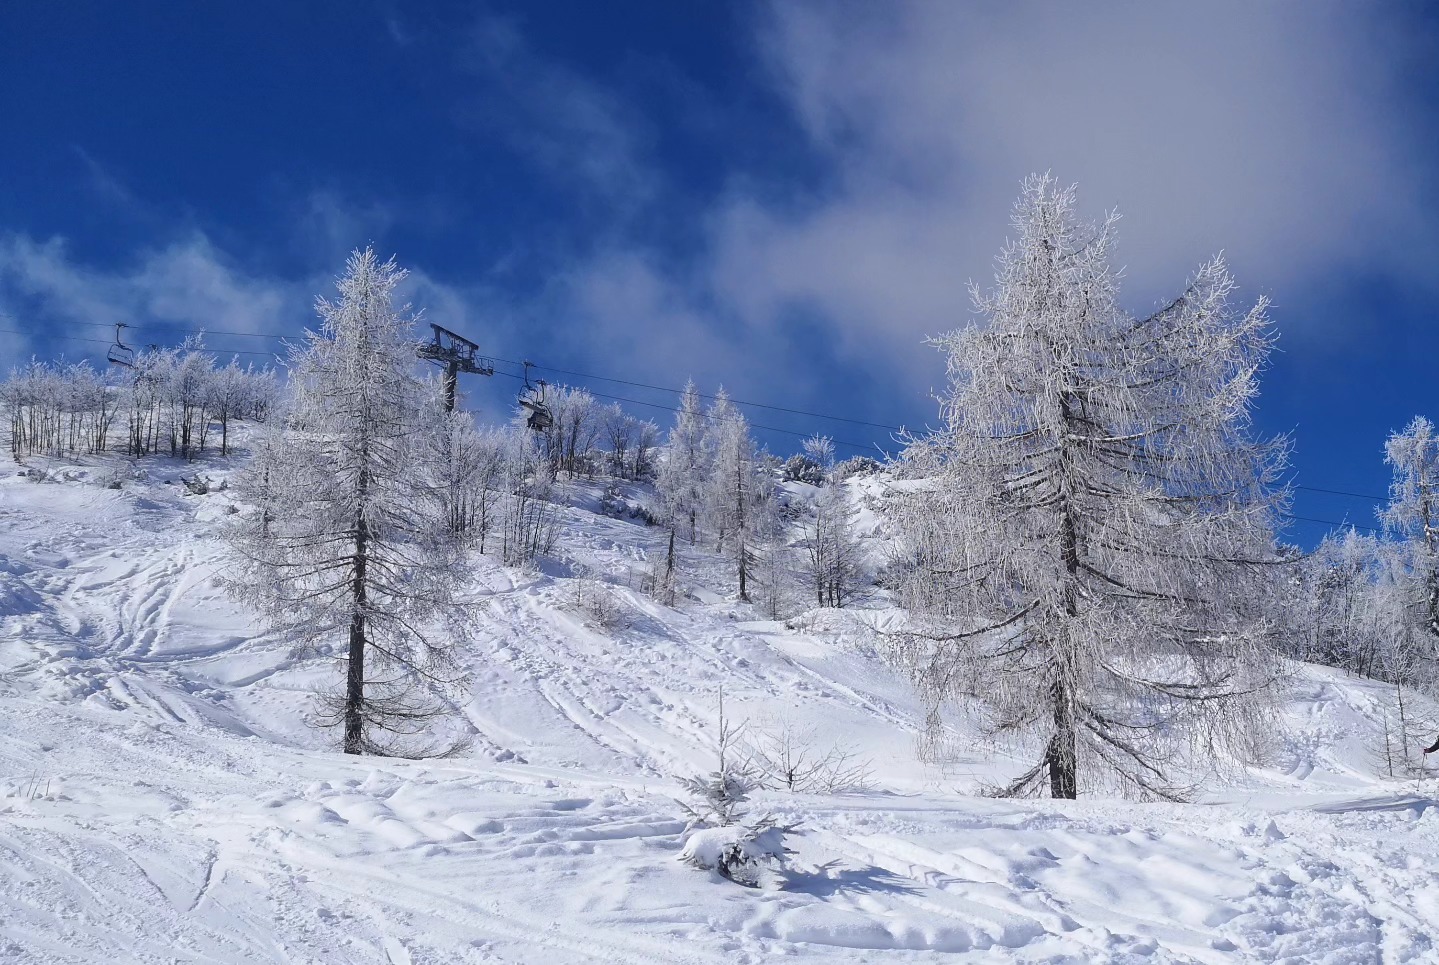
1046;391;1083;800
1047;676;1078;799
738;538;749;602
665;527;676;589
343;477;370;755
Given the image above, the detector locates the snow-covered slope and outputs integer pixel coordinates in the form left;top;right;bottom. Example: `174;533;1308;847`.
2;452;1438;963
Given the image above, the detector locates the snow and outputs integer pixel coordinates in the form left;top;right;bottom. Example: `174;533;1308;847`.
3;449;1439;962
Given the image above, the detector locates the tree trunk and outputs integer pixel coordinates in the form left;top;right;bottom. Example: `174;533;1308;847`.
344;484;370;755
664;527;676;602
1047;677;1078;799
344;598;366;754
1047;392;1083;799
738;537;749;602
1397;681;1409;772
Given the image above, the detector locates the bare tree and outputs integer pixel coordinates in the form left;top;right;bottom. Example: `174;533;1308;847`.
224;248;468;757
743;716;875;794
802;434;836;478
803;483;863;608
433;412;509;554
891;176;1289;800
498;428;559;567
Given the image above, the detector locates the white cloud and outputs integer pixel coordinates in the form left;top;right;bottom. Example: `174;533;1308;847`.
705;0;1433;378
440;2;1435;422
0;233;309;367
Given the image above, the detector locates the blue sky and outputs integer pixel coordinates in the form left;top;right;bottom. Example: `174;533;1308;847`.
3;1;1437;544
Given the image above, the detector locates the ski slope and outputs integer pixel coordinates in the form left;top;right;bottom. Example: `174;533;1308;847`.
2;452;1439;963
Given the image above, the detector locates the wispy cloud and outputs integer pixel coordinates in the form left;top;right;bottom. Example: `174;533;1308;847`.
456;16;657;208
0;232;308;367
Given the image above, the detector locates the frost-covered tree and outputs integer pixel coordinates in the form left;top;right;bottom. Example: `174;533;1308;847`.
656;380;709;544
802;434;836;478
208;358;274;456
892;176;1288;800
1;340;274;461
224;248;467;757
3;360;122;458
164;336;216;460
751;535;797;620
497;427;559;567
1298;529;1388;675
803;483;863;608
433;412;508;553
705;389;774;602
533;385;600;477
601;403;635;479
594;404;660;482
1382;417;1439;675
677;691;795;888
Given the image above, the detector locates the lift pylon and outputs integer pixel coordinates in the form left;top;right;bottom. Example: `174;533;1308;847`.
417;323;495;413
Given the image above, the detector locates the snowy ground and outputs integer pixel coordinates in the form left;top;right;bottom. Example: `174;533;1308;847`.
3;451;1439;963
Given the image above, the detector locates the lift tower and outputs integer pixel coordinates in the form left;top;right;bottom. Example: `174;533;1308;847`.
417;323;495;413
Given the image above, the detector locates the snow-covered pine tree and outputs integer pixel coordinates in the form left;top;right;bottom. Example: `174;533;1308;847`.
892;175;1289;800
677;690;795;888
224;247;467;757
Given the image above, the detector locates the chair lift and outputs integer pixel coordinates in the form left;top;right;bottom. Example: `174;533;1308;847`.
107;323;136;368
518;361;553;432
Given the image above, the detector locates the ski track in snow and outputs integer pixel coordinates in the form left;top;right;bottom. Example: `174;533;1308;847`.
3;457;1439;963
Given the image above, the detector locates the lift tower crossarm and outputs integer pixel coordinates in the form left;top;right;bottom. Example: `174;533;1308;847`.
416;323;495;413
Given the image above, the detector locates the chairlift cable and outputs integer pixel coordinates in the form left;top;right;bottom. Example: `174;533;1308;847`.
492;369;895;454
0;327;281;359
486;354;905;432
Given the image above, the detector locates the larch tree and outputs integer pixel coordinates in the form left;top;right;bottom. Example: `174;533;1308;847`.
224;247;468;757
657;380;709;544
706;389;773;602
892;175;1289;800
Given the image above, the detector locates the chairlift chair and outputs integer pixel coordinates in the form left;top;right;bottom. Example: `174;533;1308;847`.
519;361;554;432
107;323;135;368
